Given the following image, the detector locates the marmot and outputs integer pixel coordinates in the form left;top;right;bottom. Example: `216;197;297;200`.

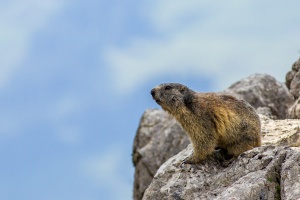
151;83;261;164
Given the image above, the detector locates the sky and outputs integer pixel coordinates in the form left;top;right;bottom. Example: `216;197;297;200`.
0;1;299;200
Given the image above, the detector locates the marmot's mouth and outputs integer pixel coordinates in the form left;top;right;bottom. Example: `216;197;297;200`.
155;99;161;105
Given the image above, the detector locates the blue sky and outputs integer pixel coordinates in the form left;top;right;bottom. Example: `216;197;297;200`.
0;1;299;200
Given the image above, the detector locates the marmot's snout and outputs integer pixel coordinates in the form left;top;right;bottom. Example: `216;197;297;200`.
150;88;155;97
151;88;161;104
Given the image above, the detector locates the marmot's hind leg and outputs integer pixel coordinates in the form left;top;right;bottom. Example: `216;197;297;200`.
226;141;257;158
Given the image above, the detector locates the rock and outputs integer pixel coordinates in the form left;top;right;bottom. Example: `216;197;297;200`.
260;114;300;146
143;145;300;200
286;58;300;119
286;58;300;99
290;70;300;99
132;109;189;200
286;70;297;90
133;109;300;199
256;107;276;119
224;74;294;119
288;97;300;119
281;149;300;200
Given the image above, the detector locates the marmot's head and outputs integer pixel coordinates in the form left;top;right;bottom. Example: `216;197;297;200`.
151;83;194;113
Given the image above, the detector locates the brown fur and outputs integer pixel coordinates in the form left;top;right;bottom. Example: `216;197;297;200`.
151;83;261;164
289;141;300;147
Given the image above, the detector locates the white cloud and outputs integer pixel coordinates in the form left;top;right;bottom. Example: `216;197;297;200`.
0;0;64;88
105;1;300;93
81;147;133;200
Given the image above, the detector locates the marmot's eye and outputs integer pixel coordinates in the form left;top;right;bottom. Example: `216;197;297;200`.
165;86;172;90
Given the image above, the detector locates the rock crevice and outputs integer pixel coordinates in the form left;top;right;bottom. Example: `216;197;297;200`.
143;146;300;200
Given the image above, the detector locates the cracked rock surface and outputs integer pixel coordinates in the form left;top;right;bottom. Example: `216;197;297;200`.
143;145;300;200
133;110;300;200
286;58;300;119
132;109;189;200
286;58;300;99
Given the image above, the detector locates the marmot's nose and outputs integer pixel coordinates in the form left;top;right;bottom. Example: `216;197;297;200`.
150;89;155;97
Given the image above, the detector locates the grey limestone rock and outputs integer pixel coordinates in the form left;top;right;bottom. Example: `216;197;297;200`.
288;97;300;119
256;107;277;119
133;110;300;200
132;109;189;200
286;58;300;99
142;145;300;200
286;58;300;119
260;114;300;146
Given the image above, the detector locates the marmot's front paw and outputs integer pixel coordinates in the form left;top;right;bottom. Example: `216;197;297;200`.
180;155;199;165
180;158;193;168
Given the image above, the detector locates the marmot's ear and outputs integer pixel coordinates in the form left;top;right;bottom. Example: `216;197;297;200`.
179;85;187;94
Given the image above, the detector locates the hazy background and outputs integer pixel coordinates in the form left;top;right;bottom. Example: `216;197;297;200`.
0;1;299;199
